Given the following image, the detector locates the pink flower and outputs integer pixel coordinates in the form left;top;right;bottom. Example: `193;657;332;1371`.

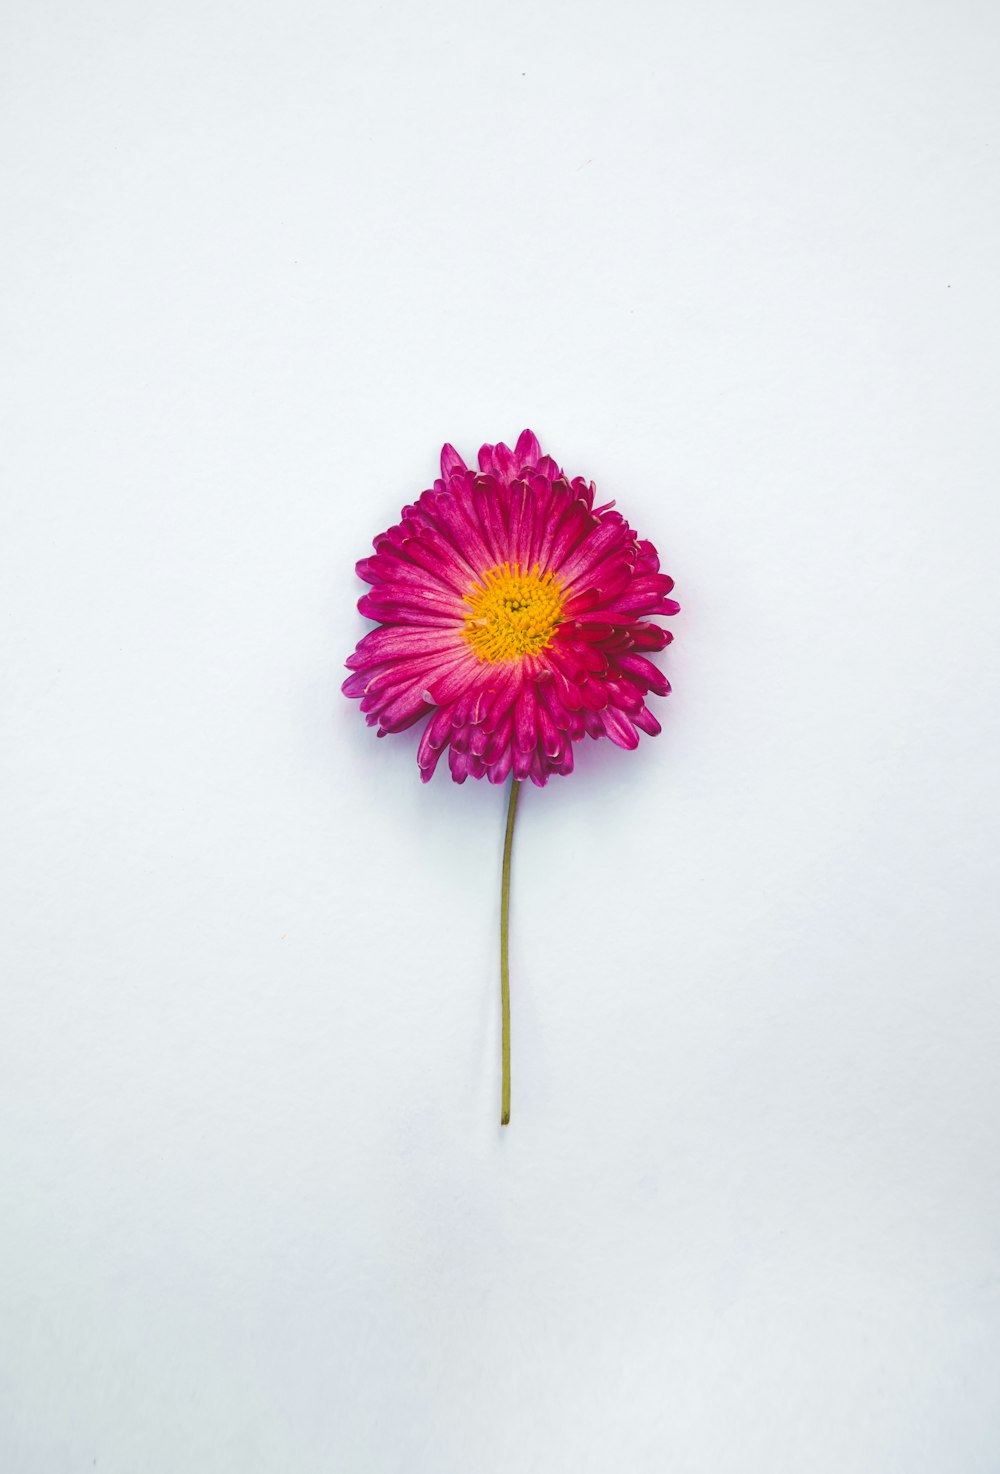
343;430;679;786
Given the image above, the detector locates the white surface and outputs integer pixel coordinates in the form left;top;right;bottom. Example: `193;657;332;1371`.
2;0;999;1469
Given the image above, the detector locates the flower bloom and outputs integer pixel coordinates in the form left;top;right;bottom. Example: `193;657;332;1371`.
343;430;679;786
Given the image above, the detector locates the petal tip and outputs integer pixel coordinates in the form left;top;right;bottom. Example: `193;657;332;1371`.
440;443;467;478
515;428;542;466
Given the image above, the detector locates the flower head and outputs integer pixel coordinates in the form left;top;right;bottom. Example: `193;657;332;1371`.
343;430;679;785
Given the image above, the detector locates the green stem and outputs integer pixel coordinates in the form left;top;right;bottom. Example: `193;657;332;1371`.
500;776;521;1127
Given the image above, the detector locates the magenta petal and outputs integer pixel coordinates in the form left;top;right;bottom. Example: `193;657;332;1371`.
579;677;609;711
514;682;539;754
425;656;483;706
418;734;446;780
357;595;461;629
486;711;515;763
536;675;570;731
440;442;467;478
537;702;562;758
448;746;471;783
633;705;662;736
616;653;671;696
346;624;461;670
480;665;523;733
631;623;672;651
428;488;495;578
377;693;432;734
427;704;455;746
341;671;370;698
515;428;541;467
489;744;514;784
492;441;515;483
554;519;627;584
583;708;605;739
601;708;639;749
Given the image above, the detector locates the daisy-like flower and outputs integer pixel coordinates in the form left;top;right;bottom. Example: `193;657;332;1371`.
343;430;679;1125
343;429;679;785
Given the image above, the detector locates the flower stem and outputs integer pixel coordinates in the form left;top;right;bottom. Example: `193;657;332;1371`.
500;776;521;1127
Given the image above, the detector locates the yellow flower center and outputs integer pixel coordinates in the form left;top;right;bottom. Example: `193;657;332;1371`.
462;562;565;663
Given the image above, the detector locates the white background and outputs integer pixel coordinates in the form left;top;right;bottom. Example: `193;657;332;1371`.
2;0;999;1469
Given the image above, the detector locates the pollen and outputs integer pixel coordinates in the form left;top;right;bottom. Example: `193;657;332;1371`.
462;562;565;663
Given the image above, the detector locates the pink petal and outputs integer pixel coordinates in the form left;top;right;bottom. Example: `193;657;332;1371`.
615;653;671;696
554;520;630;585
448;747;470;783
440;443;467;478
425;655;486;706
631;623;673;651
346;624;461;670
633;705;662;736
514;681;539;754
492;442;515;483
601;708;640;749
515;428;541;467
488;744;514;784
